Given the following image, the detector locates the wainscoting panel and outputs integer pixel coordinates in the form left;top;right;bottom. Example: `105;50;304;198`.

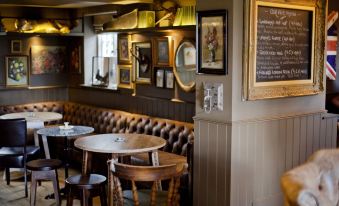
194;112;338;206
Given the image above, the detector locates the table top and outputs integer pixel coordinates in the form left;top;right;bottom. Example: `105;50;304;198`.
74;133;167;154
37;125;94;137
0;112;63;122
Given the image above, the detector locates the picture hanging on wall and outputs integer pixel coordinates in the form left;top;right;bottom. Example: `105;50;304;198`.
153;37;172;67
11;40;22;53
5;55;29;87
118;35;131;64
165;70;174;89
156;69;164;88
118;65;133;89
197;10;227;75
31;45;66;74
131;42;152;84
70;45;81;74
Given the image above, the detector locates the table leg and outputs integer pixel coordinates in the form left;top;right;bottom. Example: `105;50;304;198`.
42;135;50;159
82;151;92;175
108;154;118;206
64;136;71;178
151;150;162;190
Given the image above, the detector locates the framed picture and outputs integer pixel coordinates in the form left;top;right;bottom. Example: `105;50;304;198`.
132;42;152;84
156;69;164;88
243;0;324;100
31;45;66;74
165;70;174;89
118;65;133;89
153;37;172;67
5;55;29;87
197;10;227;75
118;35;131;64
11;40;22;53
70;45;81;74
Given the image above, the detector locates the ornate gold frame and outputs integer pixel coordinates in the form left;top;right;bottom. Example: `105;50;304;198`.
243;0;325;100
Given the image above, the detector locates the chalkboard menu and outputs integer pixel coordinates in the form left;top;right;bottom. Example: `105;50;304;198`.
256;5;314;82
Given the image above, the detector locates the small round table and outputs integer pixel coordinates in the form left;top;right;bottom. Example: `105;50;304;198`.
37;126;94;178
0;112;62;122
74;133;166;206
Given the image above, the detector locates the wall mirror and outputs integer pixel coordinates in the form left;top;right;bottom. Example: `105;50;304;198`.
174;40;196;92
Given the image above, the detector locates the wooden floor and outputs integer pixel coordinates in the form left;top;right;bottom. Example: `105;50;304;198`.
0;168;102;206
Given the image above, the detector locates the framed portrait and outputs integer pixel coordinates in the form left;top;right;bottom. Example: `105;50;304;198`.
118;65;133;89
5;55;29;87
11;40;22;53
153;37;172;67
70;45;81;74
165;70;174;89
31;45;66;74
132;42;152;84
118;35;131;64
197;10;227;75
156;69;164;88
243;0;324;100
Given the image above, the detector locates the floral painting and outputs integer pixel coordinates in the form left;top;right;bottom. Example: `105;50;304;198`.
70;45;81;74
31;45;66;74
198;10;227;74
5;55;29;87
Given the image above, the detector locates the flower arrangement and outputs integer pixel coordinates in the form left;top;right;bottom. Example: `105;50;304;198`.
205;26;218;62
8;58;26;81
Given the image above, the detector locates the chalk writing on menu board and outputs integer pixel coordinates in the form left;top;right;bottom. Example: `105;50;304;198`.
256;6;313;82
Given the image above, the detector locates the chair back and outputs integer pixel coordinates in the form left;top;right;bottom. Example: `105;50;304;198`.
0;118;27;147
112;162;187;206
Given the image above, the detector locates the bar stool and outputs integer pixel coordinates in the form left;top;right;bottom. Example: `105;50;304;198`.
66;174;107;206
26;159;63;206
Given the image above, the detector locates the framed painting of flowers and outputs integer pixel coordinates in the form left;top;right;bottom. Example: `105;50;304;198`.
197;10;227;75
5;55;29;87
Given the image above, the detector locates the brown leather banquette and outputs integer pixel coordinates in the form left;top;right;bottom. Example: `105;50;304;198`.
0;101;194;165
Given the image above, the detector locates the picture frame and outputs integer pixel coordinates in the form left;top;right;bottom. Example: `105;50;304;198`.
156;69;164;88
197;10;227;75
132;42;152;84
165;70;174;89
31;45;66;74
118;65;133;89
70;45;81;74
11;40;22;53
243;0;324;100
153;37;172;67
118;35;132;64
5;55;29;87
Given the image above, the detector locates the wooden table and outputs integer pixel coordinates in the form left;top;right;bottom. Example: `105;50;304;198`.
74;133;167;206
0;111;62;122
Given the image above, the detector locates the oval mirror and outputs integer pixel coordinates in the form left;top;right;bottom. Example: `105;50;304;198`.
174;40;196;92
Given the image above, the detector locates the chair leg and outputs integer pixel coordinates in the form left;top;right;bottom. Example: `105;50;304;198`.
100;185;108;206
82;189;90;206
24;166;28;198
5;168;10;185
52;170;61;206
30;172;37;206
66;187;74;206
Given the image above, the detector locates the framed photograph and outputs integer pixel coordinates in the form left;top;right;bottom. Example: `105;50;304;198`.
153;37;172;67
5;55;29;87
243;0;324;100
118;35;131;64
70;45;81;74
156;69;164;88
11;40;22;53
165;70;174;89
197;10;227;75
132;42;152;84
31;45;66;74
118;65;133;89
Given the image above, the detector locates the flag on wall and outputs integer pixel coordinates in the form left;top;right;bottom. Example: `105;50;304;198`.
326;11;338;80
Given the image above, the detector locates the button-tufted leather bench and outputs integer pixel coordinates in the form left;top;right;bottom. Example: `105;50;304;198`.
0;101;194;170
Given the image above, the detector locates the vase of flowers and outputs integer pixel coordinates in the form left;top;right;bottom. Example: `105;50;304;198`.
205;26;218;63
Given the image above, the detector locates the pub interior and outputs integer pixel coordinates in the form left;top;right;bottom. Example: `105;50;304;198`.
0;0;338;206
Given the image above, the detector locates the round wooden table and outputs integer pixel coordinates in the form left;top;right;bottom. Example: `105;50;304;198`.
0;112;62;122
74;133;166;206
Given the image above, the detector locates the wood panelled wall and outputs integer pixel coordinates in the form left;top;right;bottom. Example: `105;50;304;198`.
69;87;195;122
193;112;338;206
0;87;68;106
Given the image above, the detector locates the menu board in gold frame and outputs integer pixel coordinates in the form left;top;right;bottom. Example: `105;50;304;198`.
243;0;325;100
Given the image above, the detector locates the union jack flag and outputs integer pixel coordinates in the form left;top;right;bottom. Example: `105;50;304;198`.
326;11;338;80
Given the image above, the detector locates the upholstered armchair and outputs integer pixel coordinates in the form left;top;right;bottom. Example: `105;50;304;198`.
281;149;339;206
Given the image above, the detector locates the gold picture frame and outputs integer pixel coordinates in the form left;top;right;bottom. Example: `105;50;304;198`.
152;37;173;67
118;65;133;89
11;40;22;53
118;35;131;64
243;0;325;100
5;55;29;88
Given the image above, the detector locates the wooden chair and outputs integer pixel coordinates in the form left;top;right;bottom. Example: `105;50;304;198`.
112;162;187;206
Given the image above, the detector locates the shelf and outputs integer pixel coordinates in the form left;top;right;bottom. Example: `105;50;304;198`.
1;32;84;37
101;25;196;34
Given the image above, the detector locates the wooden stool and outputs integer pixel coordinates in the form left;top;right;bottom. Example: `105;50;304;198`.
66;174;107;206
26;159;63;206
